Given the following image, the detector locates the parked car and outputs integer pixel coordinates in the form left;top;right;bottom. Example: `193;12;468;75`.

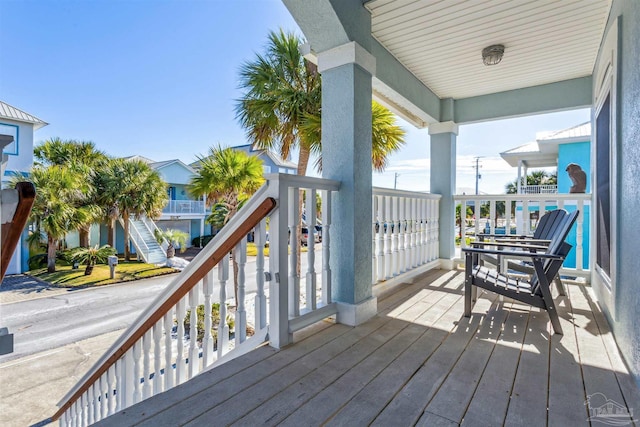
301;227;321;246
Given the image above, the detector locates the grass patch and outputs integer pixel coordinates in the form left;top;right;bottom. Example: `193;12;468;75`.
29;261;178;288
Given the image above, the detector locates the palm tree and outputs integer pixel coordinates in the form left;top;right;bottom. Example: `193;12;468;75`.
14;165;89;272
189;146;264;304
71;244;116;275
155;229;189;258
34;138;107;247
236;29;405;176
97;159;168;261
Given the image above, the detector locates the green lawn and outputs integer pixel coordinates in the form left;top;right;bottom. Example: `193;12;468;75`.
29;262;179;288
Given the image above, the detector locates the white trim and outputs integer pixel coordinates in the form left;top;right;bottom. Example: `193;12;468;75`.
317;41;376;75
591;17;618;320
336;297;377;326
428;121;459;136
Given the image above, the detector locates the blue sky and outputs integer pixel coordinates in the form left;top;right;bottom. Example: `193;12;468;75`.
1;0;590;194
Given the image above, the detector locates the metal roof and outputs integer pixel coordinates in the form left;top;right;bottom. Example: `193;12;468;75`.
365;0;611;100
0;101;48;130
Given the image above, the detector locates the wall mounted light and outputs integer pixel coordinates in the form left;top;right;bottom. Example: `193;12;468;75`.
482;44;505;66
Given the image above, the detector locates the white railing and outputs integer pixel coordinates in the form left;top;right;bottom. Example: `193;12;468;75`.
54;174;340;425
121;218;152;263
453;193;591;276
142;216;169;253
519;184;558;194
162;200;206;215
372;188;441;284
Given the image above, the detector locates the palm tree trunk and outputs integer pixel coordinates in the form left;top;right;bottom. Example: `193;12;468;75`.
123;212;131;261
47;235;57;273
79;224;90;248
107;219;115;247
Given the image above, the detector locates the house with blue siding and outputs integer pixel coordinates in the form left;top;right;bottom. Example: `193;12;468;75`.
190;143;298;176
501;122;591;268
0;101;47;274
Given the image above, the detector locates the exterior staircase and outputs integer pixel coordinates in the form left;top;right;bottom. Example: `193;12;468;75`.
120;217;167;264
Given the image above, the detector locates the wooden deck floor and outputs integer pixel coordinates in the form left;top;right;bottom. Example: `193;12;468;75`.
97;269;640;427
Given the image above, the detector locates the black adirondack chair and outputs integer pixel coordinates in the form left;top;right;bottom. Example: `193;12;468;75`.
477;209;570;294
462;209;579;334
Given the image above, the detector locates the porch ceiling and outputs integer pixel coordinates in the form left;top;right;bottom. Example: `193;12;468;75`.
365;0;611;100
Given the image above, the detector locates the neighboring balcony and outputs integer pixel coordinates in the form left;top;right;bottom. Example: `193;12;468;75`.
519;184;558;194
162;200;206;215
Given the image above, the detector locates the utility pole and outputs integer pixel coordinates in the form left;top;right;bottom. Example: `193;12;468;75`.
473;157;483;195
394;172;400;189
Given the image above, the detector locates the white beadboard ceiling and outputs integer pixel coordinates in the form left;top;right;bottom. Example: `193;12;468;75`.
365;0;611;99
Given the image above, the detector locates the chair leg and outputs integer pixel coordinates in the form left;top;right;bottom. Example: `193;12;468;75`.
554;274;566;296
533;259;563;335
464;252;473;317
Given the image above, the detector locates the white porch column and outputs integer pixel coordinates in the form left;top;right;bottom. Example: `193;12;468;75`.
318;41;377;326
517;160;523;194
429;121;458;269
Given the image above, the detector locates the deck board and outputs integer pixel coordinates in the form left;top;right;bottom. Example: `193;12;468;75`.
96;269;640;427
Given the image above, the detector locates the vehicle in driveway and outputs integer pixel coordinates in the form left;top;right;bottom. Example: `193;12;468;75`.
301;227;321;246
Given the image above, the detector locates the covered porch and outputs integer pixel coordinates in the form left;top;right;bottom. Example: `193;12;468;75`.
53;0;640;424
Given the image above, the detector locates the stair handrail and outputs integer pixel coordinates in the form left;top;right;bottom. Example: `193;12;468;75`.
122;218;151;262
141;215;169;254
52;183;277;422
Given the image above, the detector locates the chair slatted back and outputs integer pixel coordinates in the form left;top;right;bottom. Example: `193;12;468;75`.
533;209;566;240
529;209;579;295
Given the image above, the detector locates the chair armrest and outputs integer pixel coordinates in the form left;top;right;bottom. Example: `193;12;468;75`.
493;238;552;245
470;241;549;251
462;247;564;260
477;233;531;240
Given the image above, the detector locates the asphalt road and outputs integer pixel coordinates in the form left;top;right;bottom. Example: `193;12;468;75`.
0;251;320;363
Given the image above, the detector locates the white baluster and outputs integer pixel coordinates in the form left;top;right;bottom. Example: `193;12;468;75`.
72;400;80;427
93;383;100;422
417;199;424;265
473;200;481;243
218;255;230;358
107;365;116;415
372;195;378;284
576;200;584;270
391;197;399;275
86;389;94;426
522;199;530;235
489;200;496;235
163;310;174;391
188;287;199;379
236;239;247;344
63;409;71;427
505;197;512;236
124;348;134;408
306;189;317;310
153;322;162;395
377;195;385;280
384;196;392;278
100;374;108;420
175;298;186;384
406;198;413;271
202;270;214;367
411;198;417;268
288;187;300;317
557;198;565;210
133;342;142;403
322;190;332;305
398;197;406;272
142;330;152;399
255;219;267;328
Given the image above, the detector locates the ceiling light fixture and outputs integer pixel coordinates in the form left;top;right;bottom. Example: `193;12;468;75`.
482;44;505;66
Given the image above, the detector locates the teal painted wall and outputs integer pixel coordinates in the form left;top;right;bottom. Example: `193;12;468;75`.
558;141;591;194
168;184;191;201
156;162;193;185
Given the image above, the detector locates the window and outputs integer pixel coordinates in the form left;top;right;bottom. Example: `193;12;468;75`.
595;94;611;279
263;165;272;174
0;123;19;155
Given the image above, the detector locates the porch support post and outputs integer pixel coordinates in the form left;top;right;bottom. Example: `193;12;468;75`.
429;121;459;269
318;41;377;326
517;160;523;194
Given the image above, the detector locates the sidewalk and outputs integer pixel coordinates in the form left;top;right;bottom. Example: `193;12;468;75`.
0;275;70;305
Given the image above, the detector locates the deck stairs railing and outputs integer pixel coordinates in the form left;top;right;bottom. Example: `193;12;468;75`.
119;217;167;264
453;193;591;278
53;174;341;425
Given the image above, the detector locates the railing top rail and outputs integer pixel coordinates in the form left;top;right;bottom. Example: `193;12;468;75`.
265;173;341;191
373;187;442;200
454;193;591;201
53;186;277;422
